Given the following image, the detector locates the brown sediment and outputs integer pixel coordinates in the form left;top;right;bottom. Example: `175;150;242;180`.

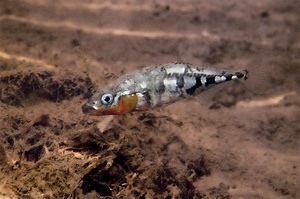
0;0;299;198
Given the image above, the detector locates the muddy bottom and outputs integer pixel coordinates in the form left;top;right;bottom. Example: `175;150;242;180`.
0;0;299;198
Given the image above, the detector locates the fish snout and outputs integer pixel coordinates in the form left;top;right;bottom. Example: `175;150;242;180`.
81;103;96;114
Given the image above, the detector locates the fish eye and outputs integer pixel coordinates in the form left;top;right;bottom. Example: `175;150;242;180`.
101;93;114;105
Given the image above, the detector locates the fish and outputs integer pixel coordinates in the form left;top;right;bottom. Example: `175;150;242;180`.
82;62;248;116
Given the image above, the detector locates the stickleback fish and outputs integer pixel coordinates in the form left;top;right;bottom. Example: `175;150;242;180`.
82;62;248;116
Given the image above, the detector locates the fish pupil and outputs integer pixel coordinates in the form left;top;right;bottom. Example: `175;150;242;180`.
104;96;111;102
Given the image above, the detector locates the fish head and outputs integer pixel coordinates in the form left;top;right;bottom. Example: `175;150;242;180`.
82;88;138;116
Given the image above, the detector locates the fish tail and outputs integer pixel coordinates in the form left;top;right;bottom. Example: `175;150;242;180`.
240;60;273;95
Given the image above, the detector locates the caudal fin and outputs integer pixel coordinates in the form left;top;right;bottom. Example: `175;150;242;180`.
242;59;274;95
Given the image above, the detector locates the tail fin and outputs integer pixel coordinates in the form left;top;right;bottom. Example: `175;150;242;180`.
233;69;248;80
199;60;273;108
241;59;274;95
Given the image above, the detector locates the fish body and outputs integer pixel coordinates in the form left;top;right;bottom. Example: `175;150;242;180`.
82;62;248;116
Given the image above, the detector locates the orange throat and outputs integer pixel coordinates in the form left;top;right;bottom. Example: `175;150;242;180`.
93;94;139;116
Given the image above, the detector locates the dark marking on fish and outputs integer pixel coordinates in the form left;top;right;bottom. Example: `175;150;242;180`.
186;76;202;95
205;75;216;86
156;82;166;94
225;74;233;81
176;75;184;88
236;71;247;79
143;91;152;106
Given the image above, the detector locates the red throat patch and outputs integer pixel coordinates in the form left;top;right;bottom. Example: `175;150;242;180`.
92;94;138;116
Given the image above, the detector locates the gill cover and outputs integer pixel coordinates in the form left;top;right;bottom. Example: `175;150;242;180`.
82;93;138;116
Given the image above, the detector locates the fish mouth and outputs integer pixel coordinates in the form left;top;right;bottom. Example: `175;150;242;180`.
82;103;120;116
81;103;97;115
